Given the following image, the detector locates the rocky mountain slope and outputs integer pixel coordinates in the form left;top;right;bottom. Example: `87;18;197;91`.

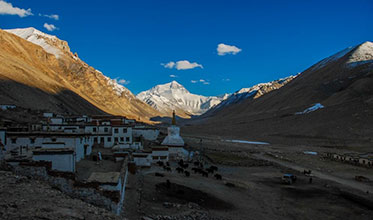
137;81;229;117
184;41;373;146
202;76;296;117
0;27;160;120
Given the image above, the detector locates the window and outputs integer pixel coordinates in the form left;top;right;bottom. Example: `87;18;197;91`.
122;128;127;133
51;138;57;142
104;127;109;132
126;137;130;142
30;138;35;144
93;127;97;132
114;128;118;133
107;137;112;142
11;138;16;144
120;137;124;142
114;137;118;143
94;137;98;143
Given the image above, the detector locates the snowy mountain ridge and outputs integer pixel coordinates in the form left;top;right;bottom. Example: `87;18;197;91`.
207;75;297;113
137;81;229;116
311;41;373;70
1;27;160;119
6;27;68;58
5;27;134;99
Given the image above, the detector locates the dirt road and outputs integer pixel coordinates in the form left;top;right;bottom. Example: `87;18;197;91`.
254;153;373;193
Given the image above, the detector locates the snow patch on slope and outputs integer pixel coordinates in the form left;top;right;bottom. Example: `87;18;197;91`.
5;27;63;58
296;103;324;115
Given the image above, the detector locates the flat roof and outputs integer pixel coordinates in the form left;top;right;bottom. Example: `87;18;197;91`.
87;172;120;184
133;153;150;157
7;132;91;137
152;147;168;151
33;148;74;155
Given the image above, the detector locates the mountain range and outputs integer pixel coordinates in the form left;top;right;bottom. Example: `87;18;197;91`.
202;75;297;117
1;26;372;143
0;27;160;121
137;81;229;117
184;41;373;146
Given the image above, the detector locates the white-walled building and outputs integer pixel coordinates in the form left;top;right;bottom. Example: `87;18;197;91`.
133;153;152;167
151;146;169;162
42;124;82;133
50;117;64;125
85;124;133;148
32;148;76;172
5;132;92;161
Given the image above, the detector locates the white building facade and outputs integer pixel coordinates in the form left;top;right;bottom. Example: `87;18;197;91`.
32;148;76;172
5;132;92;161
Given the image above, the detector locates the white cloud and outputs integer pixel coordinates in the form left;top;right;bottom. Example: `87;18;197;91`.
176;60;203;70
169;74;177;78
191;79;210;85
118;79;130;85
217;43;242;56
222;78;230;82
162;60;203;70
0;0;33;17
39;13;59;20
43;23;57;31
161;61;175;69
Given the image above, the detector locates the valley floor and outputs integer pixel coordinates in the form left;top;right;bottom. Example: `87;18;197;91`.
1;134;372;219
123;135;373;220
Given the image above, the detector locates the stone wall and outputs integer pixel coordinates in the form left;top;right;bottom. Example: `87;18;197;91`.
11;160;128;215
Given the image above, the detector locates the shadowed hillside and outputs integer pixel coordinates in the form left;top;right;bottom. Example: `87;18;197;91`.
184;42;373;147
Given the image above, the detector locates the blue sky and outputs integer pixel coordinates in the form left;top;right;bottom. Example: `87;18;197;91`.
1;0;372;96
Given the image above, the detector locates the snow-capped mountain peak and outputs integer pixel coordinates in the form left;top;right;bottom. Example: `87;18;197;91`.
155;80;190;94
346;41;373;67
311;41;373;70
137;81;228;116
5;27;70;59
169;80;185;89
5;28;138;100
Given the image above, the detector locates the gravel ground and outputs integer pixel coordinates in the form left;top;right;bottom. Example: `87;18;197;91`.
0;170;119;220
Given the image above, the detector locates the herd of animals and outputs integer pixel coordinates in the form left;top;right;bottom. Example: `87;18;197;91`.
155;159;223;180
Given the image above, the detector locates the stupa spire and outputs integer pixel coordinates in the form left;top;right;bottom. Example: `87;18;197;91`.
172;110;176;125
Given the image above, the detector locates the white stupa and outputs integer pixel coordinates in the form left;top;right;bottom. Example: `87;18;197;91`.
161;111;185;146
